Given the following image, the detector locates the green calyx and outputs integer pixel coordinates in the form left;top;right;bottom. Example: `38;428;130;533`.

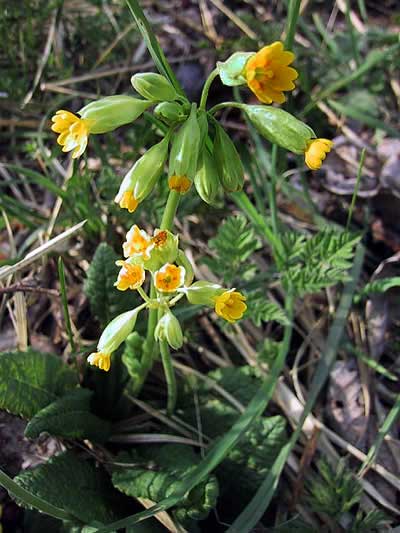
79;95;151;134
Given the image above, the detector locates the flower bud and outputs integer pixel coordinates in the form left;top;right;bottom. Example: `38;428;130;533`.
179;280;224;306
115;136;169;211
131;73;177;102
213;123;244;192
169;104;201;180
78;95;151;134
154;102;185;124
217;51;254;86
197;109;209;150
97;305;146;355
194;149;220;204
176;250;194;286
154;311;183;350
243;105;315;153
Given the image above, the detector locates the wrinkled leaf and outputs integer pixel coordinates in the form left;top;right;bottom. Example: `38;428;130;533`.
25;388;111;443
0;350;77;419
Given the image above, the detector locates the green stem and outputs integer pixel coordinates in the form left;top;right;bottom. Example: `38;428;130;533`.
159;338;177;414
136;190;181;397
160;190;180;230
284;0;302;50
199;68;218;111
268;145;280;242
209;101;242;115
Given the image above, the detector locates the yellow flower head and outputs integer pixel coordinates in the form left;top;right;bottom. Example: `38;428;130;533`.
118;191;139;213
87;351;111;372
51;110;92;159
154;263;185;293
214;290;247;323
304;138;333;170
244;42;298;104
114;261;145;291
123;225;152;259
168;175;192;194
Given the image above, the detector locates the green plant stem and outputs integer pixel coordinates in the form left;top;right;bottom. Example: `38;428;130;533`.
268;145;280;240
346;148;366;230
58;257;76;353
284;0;302;50
209;101;241;115
345;0;361;67
199;68;218;111
159;338;177;414
138;190;181;398
160;190;180;230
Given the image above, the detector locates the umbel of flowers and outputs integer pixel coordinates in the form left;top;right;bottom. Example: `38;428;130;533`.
87;224;247;371
52;41;333;384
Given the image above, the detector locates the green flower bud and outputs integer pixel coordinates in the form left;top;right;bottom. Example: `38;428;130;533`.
194;149;220;204
131;73;177;102
169;103;201;179
79;95;151;134
197;109;209;151
115;136;169;209
214;123;244;192
154;102;185;124
98;304;146;354
217;51;254;86
176;250;194;286
179;280;224;306
154;311;183;350
144;229;179;272
243;105;315;153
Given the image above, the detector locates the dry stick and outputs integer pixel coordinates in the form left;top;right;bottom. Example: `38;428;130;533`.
0;220;86;282
0;284;59;297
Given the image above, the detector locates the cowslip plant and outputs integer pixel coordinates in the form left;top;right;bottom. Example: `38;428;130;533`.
51;38;333;415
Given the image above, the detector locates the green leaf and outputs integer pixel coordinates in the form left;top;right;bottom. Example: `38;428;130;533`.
112;445;218;525
0;350;77;419
13;451;120;525
282;229;361;295
25;388;111;443
84;243;140;324
125;0;184;96
355;276;400;302
246;292;290;326
205;215;261;284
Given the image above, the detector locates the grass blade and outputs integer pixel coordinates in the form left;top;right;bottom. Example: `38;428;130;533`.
0;468;73;522
227;244;365;532
359;394;400;476
125;0;185;97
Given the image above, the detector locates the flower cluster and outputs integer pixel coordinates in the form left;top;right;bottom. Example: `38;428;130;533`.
87;224;246;371
51;40;333;381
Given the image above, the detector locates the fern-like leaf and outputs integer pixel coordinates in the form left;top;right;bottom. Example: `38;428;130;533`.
205;215;261;284
246;292;289;326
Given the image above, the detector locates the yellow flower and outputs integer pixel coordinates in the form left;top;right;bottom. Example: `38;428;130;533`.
51;110;92;158
118;191;139;213
87;351;111;372
154;263;185;293
214;290;247;323
304;138;333;170
168;175;192;194
114;261;145;291
123;225;152;259
244;42;298;104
